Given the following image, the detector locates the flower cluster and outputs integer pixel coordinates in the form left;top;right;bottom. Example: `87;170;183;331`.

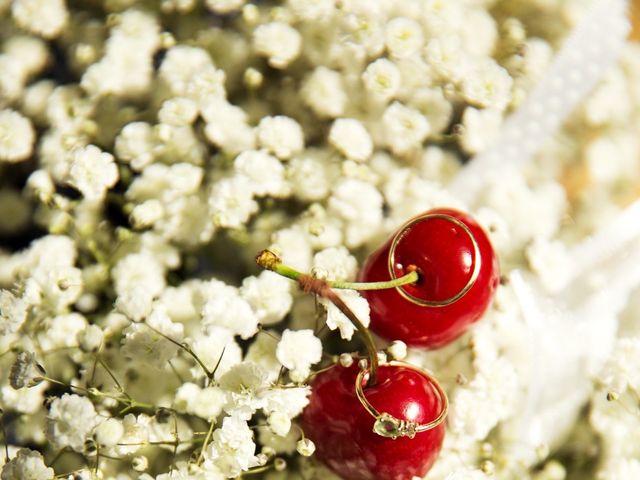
1;0;640;479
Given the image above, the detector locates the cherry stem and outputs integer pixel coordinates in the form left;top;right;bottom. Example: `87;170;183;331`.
256;250;380;385
256;250;419;290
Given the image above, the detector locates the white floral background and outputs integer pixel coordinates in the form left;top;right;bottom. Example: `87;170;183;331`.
2;0;640;479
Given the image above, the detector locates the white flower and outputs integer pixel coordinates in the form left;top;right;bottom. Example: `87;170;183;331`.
327;178;383;248
599;459;640;480
67;145;119;201
312;246;357;281
190;327;243;380
425;36;470;82
461;59;513;111
202;283;259;339
209;176;259;229
115;414;151;456
261;385;310;418
269;226;313;271
205;415;261;477
256;115;304;160
240;271;292;326
301;67;347;118
328;118;373;162
158;97;199;126
121;304;184;368
286;153;332;202
113;252;166;320
38;313;87;350
253;22;302;69
599;337;640;394
445;468;488;480
26;169;55;203
525;237;571;293
276;329;322;382
245;330;281;382
202;98;256;155
33;264;84;312
81;9;160;97
219;362;270;420
362;58;401;101
159;45;219;97
11;0;68;38
1;382;47;415
234;150;288;197
47;393;99;451
95;418;125;448
0;290;28;335
268;411;291;437
130;199;164;229
205;0;245;14
114;122;156;171
1;449;53;480
296;438;316;457
387;340;407;361
382;102;431;155
175;383;226;420
460;107;503;154
384;17;424;59
320;289;370;340
0;109;35;163
287;0;334;22
77;324;104;352
450;357;518;441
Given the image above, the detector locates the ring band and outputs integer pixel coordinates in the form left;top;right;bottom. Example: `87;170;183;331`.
355;361;449;439
387;213;481;307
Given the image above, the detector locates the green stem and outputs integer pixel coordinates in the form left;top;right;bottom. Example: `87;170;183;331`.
256;250;381;385
256;250;419;290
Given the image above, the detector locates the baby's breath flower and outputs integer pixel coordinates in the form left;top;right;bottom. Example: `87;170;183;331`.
460;107;502;154
320;289;370;340
384;17;424;59
0;448;53;480
0;290;28;336
205;415;261;477
205;0;246;14
0;109;35;163
47;393;99;452
158;97;198;126
362;58;401;101
276;329;322;382
11;0;68;39
327;178;383;248
67;145;119;201
253;22;302;69
312;246;358;281
94;418;125;448
328;118;373;162
382;101;431;155
257;115;304;160
240;271;293;326
301;67;347;118
296;438;316;457
234;150;289;198
461;59;513;111
209;176;259;229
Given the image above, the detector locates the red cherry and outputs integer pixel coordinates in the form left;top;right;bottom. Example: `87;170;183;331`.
358;208;499;348
301;362;446;480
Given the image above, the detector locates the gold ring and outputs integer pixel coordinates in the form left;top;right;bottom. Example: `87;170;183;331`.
387;213;481;307
355;361;449;439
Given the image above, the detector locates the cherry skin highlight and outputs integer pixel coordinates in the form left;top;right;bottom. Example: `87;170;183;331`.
301;363;445;480
358;208;499;348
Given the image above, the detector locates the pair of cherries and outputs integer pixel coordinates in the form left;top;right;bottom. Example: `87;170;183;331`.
260;208;499;480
